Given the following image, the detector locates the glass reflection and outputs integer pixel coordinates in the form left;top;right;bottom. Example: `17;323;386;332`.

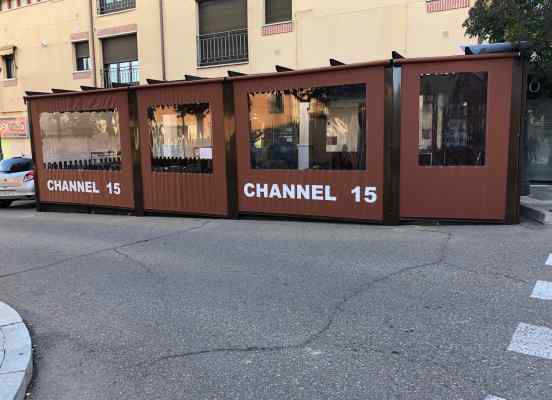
39;110;122;170
248;84;366;170
147;104;213;173
527;96;552;182
419;72;488;166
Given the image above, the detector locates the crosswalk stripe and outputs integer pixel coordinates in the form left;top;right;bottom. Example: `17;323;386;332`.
508;323;552;360
531;280;552;300
485;396;506;400
546;253;552;266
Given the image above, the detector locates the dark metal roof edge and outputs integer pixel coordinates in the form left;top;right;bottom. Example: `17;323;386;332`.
134;77;226;91
394;52;520;65
227;60;392;82
24;86;131;101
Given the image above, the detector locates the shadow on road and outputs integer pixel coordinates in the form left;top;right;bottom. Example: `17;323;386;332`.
6;200;36;209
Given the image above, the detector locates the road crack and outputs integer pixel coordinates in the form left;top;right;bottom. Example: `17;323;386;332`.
0;220;213;280
135;232;453;368
113;249;157;276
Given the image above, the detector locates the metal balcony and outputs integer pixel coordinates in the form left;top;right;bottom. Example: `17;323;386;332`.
98;0;136;15
197;29;249;67
102;64;140;88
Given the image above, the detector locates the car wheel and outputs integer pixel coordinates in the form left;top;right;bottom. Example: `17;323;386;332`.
0;200;13;208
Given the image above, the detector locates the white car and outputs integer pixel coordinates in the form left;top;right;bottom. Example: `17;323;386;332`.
0;157;35;208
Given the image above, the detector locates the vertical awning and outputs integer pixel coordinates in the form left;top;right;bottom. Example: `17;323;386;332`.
102;35;138;64
198;0;247;35
75;42;90;59
265;0;292;24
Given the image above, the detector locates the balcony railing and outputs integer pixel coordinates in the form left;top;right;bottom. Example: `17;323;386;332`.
197;29;248;67
98;0;136;15
102;64;140;88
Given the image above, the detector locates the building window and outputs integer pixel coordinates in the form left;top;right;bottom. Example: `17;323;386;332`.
98;0;136;15
3;54;15;79
148;104;213;174
39;110;122;171
197;0;248;67
75;41;91;71
101;34;139;87
418;72;488;166
265;0;292;24
249;84;367;170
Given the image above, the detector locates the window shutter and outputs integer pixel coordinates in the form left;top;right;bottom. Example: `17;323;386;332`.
102;35;138;65
75;42;90;59
265;0;292;24
198;0;247;35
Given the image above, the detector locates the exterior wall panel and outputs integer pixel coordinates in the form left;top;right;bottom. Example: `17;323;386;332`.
232;64;387;222
29;89;135;210
398;55;516;221
136;81;232;216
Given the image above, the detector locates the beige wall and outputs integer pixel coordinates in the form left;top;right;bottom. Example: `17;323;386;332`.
0;0;92;113
0;0;93;157
0;0;476;158
164;0;476;77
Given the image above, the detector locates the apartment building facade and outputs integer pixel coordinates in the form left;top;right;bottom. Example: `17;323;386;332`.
0;0;476;159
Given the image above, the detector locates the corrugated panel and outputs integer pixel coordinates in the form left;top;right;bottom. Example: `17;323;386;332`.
233;66;386;222
399;57;514;221
136;82;230;217
29;90;135;210
37;169;134;209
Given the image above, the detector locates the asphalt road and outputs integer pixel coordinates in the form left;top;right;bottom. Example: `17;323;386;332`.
0;202;551;400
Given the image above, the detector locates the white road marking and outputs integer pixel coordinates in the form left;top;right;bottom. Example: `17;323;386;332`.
508;323;552;360
546;253;552;266
305;347;323;356
485;396;506;400
531;280;552;301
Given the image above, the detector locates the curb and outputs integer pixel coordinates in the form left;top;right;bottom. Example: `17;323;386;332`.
0;302;33;400
520;202;552;225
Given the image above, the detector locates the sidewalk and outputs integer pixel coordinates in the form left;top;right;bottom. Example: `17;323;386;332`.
0;302;32;400
521;185;552;224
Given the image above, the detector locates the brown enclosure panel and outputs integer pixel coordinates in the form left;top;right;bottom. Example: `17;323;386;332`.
30;90;135;209
234;65;386;222
136;82;230;216
399;56;516;221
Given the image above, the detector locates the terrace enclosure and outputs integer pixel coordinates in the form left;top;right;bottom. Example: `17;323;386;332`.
25;53;524;224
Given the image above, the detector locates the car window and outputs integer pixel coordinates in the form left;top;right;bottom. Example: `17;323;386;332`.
0;158;34;173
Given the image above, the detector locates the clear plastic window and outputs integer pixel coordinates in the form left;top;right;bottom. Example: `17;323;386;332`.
39;110;122;170
419;72;488;166
147;104;213;173
249;84;366;170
